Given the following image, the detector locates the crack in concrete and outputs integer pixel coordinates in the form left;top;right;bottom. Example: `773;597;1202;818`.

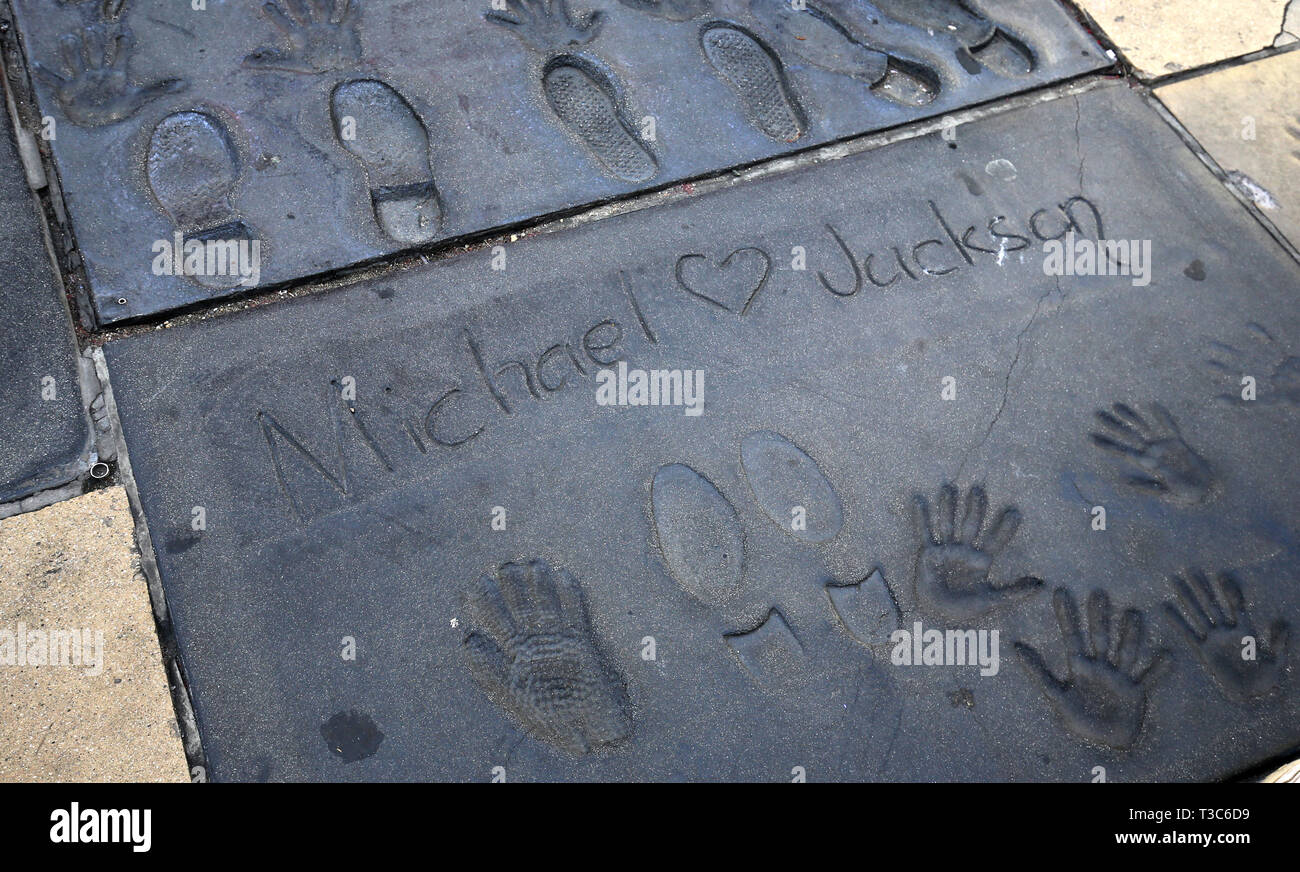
959;99;1084;490
955;281;1056;482
1275;0;1299;46
1073;93;1086;194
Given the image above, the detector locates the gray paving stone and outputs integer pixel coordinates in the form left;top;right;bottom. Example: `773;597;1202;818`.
12;0;1105;324
105;82;1300;781
0;103;90;504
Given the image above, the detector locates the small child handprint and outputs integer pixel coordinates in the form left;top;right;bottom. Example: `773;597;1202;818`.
36;21;186;127
1090;402;1214;505
244;0;364;74
486;0;605;52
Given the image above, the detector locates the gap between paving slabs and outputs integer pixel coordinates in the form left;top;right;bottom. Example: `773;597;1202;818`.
1152;45;1300;254
88;72;1128;343
0;19;198;777
0;67;111;516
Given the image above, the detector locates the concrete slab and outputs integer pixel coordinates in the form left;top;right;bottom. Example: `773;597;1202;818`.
1157;48;1300;249
9;0;1106;324
0;92;91;504
104;82;1300;782
1075;0;1297;78
0;487;189;783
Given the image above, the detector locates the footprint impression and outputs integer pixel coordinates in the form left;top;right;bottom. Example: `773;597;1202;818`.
486;1;659;184
146;111;258;290
873;0;1034;77
615;4;821;142
748;0;940;107
542;56;659;183
699;22;807;143
461;559;633;755
651;430;896;693
330;79;442;244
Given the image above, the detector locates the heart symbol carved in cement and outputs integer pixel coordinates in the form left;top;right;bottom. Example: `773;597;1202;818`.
674;247;772;315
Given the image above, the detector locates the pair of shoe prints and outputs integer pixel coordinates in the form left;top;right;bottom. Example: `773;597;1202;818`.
15;0;1106;322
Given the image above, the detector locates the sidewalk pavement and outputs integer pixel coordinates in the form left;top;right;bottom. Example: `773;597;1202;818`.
0;487;188;782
